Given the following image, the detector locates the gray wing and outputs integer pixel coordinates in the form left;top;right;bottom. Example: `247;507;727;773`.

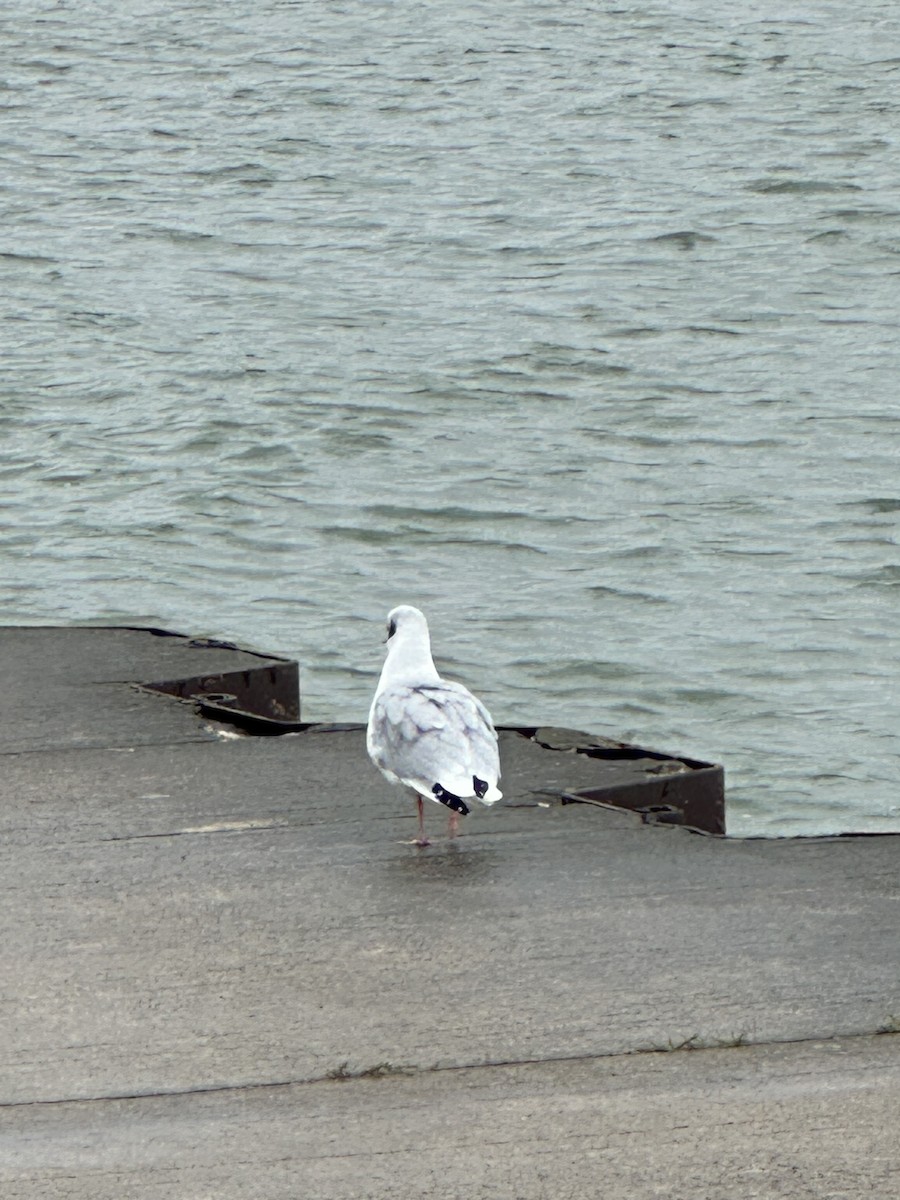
368;679;500;801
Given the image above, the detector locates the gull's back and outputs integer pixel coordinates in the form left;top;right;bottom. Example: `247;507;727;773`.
367;606;502;807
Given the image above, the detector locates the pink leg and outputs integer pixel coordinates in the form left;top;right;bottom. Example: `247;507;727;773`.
447;811;459;839
415;795;431;847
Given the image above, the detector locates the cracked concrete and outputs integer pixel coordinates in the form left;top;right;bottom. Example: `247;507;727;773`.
1;626;898;1198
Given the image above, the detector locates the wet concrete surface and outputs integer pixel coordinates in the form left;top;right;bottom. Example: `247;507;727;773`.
1;627;898;1197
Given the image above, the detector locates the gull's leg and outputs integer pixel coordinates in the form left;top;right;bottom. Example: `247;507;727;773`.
414;793;430;847
447;811;459;839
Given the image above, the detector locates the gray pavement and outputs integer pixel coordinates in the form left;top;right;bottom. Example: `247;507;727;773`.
1;626;898;1198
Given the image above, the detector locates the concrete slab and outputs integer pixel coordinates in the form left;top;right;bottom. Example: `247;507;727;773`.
1;627;898;1197
0;626;289;754
4;728;900;1105
1;1035;898;1200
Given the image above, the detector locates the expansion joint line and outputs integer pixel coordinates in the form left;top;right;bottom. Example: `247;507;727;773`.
2;1025;896;1111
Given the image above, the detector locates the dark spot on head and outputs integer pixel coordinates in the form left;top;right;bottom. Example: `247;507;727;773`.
387;617;397;639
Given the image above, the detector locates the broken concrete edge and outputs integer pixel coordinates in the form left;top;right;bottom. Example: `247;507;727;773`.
141;679;727;834
64;623;896;845
141;663;302;727
120;625;293;658
131;625;302;726
523;725;725;835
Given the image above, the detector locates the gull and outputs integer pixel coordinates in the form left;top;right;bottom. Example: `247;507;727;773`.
367;605;502;846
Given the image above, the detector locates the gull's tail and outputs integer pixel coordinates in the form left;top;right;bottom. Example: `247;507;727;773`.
432;783;470;816
431;776;502;812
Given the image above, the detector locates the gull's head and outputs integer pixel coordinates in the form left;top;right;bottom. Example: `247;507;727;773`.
379;605;439;682
384;604;430;647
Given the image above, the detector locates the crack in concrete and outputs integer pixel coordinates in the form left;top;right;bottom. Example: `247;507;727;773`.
2;1025;897;1112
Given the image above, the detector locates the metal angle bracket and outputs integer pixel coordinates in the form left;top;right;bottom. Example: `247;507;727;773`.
519;726;726;836
141;643;304;734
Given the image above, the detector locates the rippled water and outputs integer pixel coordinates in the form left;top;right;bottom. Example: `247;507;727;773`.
2;2;898;834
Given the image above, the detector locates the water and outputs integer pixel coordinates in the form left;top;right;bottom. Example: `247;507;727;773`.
1;1;898;835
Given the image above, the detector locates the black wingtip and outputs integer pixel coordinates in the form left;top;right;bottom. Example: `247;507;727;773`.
432;783;470;816
473;776;489;799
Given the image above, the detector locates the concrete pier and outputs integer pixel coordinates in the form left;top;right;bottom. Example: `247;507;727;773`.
1;627;898;1198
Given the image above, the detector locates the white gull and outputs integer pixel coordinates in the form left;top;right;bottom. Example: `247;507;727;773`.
366;605;502;846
